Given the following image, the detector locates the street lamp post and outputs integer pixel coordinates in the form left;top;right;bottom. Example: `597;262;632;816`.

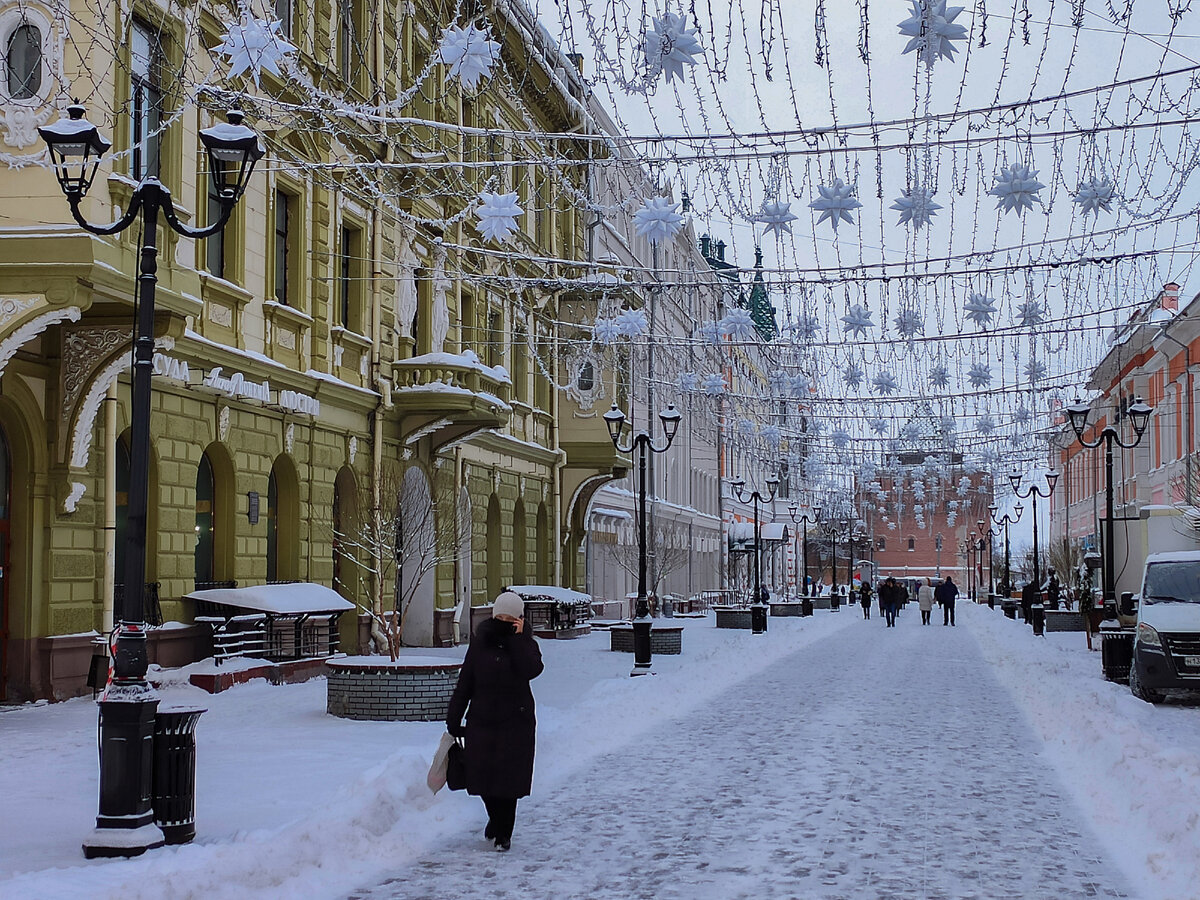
40;105;262;859
731;474;779;633
976;519;991;596
787;504;821;604
1009;469;1060;593
989;502;1024;597
976;534;987;603
604;403;682;674
1066;396;1154;612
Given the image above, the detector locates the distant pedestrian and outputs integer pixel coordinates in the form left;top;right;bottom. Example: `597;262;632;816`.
446;591;544;852
918;578;935;625
881;576;900;627
1021;579;1037;622
1046;569;1061;611
860;581;872;619
936;576;960;626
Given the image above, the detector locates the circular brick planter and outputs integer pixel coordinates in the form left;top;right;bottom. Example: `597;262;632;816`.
714;607;752;630
326;656;463;722
609;624;683;654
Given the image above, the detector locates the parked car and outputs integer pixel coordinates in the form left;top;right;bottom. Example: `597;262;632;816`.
1128;550;1200;703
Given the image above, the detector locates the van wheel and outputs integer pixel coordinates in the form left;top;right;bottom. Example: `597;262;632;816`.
1130;666;1165;704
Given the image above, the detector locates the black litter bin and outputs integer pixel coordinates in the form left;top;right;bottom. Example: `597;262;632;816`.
830;594;841;612
1030;603;1045;636
801;597;813;617
1002;599;1018;620
152;707;206;845
987;594;996;610
1100;624;1134;683
751;603;768;634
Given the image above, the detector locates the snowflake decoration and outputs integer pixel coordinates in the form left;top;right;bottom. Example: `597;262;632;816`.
213;14;298;86
645;12;703;84
1024;358;1047;383
989;163;1045;217
928;365;950;390
873;371;900;395
475;191;523;242
964;293;997;328
967;363;992;388
805;457;827;480
794;313;821;342
437;23;501;91
761;425;782;448
841;304;875;337
844;364;865;388
701;373;726;396
977;414;996;435
738;418;756;440
890;185;942;230
810;178;862;232
898;0;969;67
679;372;700;392
593;318;621;344
757;199;798;238
790;374;811;397
888;520;898;531
698;320;722;345
633;196;684;246
894;308;924;340
901;422;924;443
720;308;759;341
615;308;648;337
869;418;888;435
1073;176;1115;217
1015;300;1046;328
769;370;788;393
1014;403;1032;425
832;428;851;449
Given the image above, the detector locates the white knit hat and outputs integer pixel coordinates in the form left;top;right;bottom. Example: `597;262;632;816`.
492;591;525;619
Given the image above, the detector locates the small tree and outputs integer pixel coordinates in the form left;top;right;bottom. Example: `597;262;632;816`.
335;465;468;660
1045;536;1086;607
603;523;692;605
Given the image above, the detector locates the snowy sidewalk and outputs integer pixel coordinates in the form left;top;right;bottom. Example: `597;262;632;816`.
348;610;1134;900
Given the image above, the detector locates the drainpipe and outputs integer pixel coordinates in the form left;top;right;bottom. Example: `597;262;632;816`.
102;383;118;632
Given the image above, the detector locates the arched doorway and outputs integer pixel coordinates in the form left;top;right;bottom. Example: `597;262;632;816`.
195;444;235;586
486;494;502;601
398;466;435;646
332;466;359;601
512;499;526;584
0;424;10;700
267;455;300;582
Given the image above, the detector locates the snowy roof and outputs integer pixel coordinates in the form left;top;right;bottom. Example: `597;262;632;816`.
506;584;590;603
591;507;633;520
185;583;354;614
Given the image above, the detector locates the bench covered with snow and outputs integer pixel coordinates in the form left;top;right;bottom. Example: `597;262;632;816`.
187;583;353;666
507;584;592;638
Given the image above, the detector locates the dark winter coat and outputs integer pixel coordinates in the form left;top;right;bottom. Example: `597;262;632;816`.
935;580;959;607
446;617;544;798
880;581;900;610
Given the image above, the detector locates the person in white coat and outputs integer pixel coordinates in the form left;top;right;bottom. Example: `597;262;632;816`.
918;577;935;625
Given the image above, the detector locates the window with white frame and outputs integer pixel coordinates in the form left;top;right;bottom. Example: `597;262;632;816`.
130;20;165;179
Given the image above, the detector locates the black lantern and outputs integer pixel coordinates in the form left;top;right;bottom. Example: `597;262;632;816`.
1066;398;1092;441
659;404;681;442
603;404;626;444
38;103;112;198
198;110;264;202
1128;397;1153;438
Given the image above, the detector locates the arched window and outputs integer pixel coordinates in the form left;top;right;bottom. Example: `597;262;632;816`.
5;21;41;99
195;452;215;583
512;500;526;584
486;494;502;601
877;537;886;552
906;537;915;552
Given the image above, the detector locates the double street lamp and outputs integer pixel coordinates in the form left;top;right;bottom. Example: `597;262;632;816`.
787;503;821;604
1066;396;1153;611
40;105;263;858
731;474;779;633
989;502;1024;597
1009;468;1060;593
604;403;682;674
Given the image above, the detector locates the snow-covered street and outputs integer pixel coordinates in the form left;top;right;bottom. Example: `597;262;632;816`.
3;604;1200;899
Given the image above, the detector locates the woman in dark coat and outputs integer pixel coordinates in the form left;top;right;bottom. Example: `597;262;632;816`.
446;591;544;851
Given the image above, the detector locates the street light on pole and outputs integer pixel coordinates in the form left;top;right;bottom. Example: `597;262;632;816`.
41;105;263;859
604;403;682;675
976;519;991;596
1066;396;1153;612
731;474;779;633
1009;468;1060;593
989;502;1024;597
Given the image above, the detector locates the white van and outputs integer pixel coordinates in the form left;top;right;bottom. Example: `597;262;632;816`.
1129;550;1200;703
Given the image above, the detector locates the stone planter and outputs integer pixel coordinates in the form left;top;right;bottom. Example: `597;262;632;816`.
326;656;462;721
609;624;683;655
770;602;804;617
714;607;752;630
1043;610;1086;632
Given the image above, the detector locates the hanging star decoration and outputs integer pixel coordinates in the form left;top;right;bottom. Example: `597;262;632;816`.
794;313;821;342
757;199;798;238
967;363;992;388
437;22;501;91
1024;358;1047;383
644;11;703;84
1015;300;1046;328
873;371;900;395
720;308;759;341
901;421;923;442
679;372;700;392
841;304;875;337
869;418;889;435
964;293;997;328
929;365;950;390
939;415;957;435
897;0;969;67
701;373;727;396
697;320;722;345
761;425;782;447
890;185;942;230
977;414;996;435
213;13;298;85
844;364;865;388
832;428;851;449
810;178;862;232
475;191;523;242
805;457;827;479
989;163;1045;217
633;196;685;245
790;373;811;397
1014;403;1032;425
1073;176;1115;218
738;418;756;440
894;308;924;340
615;308;648;337
592;318;621;344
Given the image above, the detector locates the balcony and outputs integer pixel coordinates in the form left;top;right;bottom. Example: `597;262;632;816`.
391;350;512;452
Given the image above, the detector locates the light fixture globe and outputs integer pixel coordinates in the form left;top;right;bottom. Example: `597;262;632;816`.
1066;398;1092;441
1008;471;1022;493
1127;397;1153;438
658;403;682;442
602;404;626;445
199;110;265;202
1045;470;1061;493
38;103;111;198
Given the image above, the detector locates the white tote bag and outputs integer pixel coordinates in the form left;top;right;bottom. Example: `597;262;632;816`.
426;731;456;794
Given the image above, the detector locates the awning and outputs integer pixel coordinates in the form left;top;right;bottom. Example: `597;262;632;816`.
185;583;354;615
761;523;789;542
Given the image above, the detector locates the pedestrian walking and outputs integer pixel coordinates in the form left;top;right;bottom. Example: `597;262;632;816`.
446;591;544;852
936;576;960;626
918;577;935;625
860;581;872;619
1046;568;1061;611
881;576;900;627
1021;579;1037;623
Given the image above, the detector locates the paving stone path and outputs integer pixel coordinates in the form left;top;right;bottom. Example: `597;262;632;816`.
349;609;1134;900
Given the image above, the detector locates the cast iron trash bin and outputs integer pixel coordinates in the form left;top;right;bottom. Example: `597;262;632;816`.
1030;603;1045;636
1100;622;1134;683
152;706;206;844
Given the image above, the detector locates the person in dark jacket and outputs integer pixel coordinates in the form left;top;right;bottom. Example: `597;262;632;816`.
1021;579;1037;623
881;576;900;627
936;576;960;625
859;581;872;619
446;591;544;852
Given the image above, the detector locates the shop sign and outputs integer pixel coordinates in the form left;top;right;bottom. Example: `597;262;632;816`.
277;389;320;416
203;367;271;403
152;352;190;383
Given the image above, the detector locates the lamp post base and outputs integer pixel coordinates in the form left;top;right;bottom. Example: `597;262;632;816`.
83;822;165;859
751;603;768;634
630;617;653;676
